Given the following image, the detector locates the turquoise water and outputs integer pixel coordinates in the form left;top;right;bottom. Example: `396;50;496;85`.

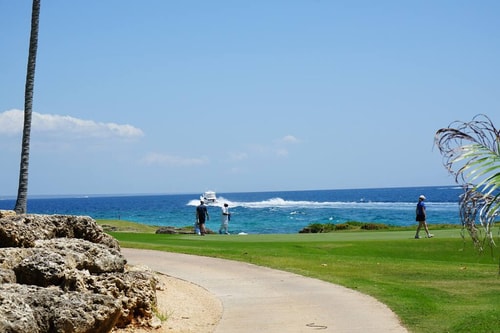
0;185;463;234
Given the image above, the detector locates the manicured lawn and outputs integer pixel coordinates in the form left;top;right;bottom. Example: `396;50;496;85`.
105;224;499;333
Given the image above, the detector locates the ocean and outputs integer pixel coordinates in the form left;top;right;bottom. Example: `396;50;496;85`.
0;185;463;234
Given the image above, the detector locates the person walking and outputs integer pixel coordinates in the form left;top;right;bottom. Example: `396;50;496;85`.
196;200;209;236
219;203;231;234
415;195;433;239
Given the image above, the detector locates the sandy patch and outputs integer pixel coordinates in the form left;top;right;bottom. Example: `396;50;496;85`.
112;274;223;333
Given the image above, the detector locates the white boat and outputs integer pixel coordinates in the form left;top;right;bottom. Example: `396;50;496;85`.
200;191;217;203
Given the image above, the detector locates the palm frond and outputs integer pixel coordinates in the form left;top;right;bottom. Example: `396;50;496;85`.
435;114;500;252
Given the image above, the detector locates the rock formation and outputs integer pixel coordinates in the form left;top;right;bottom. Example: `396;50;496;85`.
0;212;160;333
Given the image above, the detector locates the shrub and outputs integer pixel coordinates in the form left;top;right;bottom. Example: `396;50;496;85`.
361;223;389;230
299;223;324;233
322;223;336;232
345;221;364;227
299;223;336;233
334;223;350;231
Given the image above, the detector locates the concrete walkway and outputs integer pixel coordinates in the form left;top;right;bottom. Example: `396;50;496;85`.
122;248;409;333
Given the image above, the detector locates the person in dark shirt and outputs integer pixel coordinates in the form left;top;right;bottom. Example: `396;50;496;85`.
196;200;209;236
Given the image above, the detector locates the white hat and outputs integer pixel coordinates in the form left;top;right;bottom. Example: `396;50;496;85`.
419;195;426;200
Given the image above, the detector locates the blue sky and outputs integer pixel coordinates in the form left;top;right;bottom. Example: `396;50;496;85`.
1;1;499;196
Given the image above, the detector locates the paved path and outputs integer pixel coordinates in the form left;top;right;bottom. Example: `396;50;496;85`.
122;248;408;333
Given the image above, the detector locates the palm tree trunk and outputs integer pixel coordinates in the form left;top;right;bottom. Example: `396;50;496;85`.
14;0;41;214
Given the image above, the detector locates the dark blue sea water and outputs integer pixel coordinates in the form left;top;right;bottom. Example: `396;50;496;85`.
0;186;463;234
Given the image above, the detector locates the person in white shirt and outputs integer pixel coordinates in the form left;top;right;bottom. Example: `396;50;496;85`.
219;203;231;234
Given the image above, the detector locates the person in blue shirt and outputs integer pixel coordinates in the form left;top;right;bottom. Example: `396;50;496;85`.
415;195;433;239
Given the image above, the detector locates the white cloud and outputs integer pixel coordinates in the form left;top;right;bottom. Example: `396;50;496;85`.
235;135;301;160
0;109;23;135
276;148;289;157
272;135;300;157
0;109;144;139
280;135;300;144
141;152;208;167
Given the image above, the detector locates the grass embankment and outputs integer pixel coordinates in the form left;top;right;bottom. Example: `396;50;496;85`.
98;220;500;333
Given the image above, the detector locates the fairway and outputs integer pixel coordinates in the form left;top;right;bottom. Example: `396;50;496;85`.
108;226;500;333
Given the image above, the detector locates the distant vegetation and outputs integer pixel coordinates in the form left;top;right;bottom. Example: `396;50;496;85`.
298;221;465;233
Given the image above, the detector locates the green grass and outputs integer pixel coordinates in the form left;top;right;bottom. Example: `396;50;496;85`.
99;220;500;333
